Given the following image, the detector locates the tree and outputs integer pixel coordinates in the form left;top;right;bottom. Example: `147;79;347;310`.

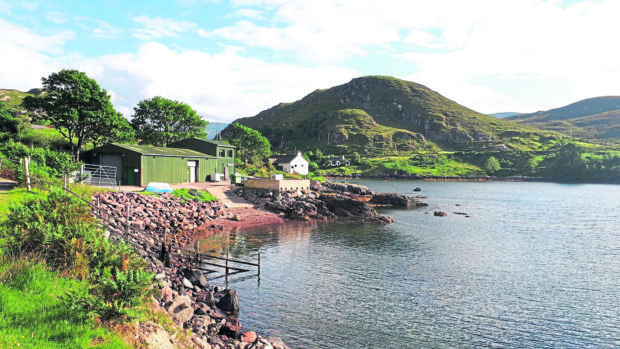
225;123;271;166
131;96;207;146
484;156;501;173
22;69;133;162
352;151;361;164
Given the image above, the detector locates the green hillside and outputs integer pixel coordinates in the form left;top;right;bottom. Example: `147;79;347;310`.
0;89;31;113
508;96;620;141
230;76;561;155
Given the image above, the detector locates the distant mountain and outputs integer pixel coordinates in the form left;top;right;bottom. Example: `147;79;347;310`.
226;76;559;154
508;96;620;140
205;122;229;139
490;112;521;118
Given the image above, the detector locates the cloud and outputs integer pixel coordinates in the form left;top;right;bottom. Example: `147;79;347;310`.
91;20;122;39
0;19;74;90
398;0;620;112
76;42;359;121
132;16;197;40
45;11;68;24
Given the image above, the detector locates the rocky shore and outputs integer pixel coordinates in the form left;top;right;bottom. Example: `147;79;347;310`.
234;180;427;223
93;191;288;349
91;181;426;348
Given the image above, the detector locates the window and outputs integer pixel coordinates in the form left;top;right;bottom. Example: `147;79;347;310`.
227;150;233;158
219;150;225;157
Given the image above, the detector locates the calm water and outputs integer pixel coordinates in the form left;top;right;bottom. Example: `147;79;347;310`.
199;181;620;348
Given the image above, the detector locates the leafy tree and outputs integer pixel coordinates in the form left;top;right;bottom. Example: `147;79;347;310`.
352;151;361;164
314;148;324;161
484;156;501;173
0;102;19;135
131;96;207;146
225;122;271;166
22;69;133;162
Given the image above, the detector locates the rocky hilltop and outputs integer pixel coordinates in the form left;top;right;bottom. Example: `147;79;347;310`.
228;76;559;154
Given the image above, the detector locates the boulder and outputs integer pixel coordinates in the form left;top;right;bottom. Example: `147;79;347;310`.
216;289;240;316
433;211;448;217
242;331;257;344
370;192;411;207
166;295;194;326
266;336;289;349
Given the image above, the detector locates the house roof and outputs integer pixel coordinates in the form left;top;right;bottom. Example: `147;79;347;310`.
271;153;304;164
107;144;215;158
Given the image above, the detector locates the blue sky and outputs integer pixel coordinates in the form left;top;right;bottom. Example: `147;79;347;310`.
1;0;619;122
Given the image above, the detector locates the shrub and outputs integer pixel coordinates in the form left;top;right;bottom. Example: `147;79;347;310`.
0;188;153;321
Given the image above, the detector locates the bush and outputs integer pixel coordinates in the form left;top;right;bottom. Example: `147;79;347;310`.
0;188;152;320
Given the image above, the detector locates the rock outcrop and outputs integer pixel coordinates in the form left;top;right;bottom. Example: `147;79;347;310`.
236;180;426;224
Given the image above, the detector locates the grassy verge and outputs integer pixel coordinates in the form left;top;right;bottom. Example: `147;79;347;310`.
0;256;130;348
0;187;46;222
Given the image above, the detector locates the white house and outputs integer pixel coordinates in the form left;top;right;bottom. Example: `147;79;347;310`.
270;151;309;175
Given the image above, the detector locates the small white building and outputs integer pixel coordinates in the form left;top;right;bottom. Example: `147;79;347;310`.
270;151;309;175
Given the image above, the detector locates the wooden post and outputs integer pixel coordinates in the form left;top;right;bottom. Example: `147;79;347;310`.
63;174;68;190
24;156;31;192
97;197;101;218
125;202;130;235
0;158;3;172
225;245;229;284
258;252;261;277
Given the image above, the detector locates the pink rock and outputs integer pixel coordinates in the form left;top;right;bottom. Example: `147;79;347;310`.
242;331;257;343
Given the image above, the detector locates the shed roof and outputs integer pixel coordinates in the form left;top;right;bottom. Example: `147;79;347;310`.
171;138;236;148
107;144;215;158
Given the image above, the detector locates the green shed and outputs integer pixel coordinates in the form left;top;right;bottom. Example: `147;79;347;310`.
82;144;217;186
168;138;236;181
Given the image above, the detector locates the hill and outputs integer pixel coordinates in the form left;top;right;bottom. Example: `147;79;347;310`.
228;76;560;155
508;96;620;140
0;89;31;113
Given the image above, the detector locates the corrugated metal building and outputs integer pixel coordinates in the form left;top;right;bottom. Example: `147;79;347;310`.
168;138;236;180
82;144;217;186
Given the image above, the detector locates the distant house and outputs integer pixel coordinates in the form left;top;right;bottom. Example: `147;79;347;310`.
269;151;309;175
326;155;350;167
82;138;236;186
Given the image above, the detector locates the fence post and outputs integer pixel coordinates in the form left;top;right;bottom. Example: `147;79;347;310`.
63;174;68;190
125;202;130;235
23;156;31;192
225;245;229;284
97;197;101;218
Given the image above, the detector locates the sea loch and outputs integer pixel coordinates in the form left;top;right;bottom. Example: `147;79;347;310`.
200;181;620;349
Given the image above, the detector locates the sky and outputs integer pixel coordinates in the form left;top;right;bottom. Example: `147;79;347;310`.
1;0;619;122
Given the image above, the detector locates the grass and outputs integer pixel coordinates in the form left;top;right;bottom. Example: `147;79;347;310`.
0;256;130;348
0;187;46;222
172;188;217;203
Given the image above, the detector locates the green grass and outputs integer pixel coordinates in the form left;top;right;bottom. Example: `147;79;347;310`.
172;188;217;203
0;256;130;348
0;187;46;222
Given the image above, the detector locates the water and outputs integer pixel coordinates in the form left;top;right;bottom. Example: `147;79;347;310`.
199;181;620;348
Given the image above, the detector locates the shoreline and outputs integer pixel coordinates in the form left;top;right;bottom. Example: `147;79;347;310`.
92;180;417;348
324;174;620;184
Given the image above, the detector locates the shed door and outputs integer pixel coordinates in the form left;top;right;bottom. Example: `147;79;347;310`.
100;154;122;185
188;161;197;182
